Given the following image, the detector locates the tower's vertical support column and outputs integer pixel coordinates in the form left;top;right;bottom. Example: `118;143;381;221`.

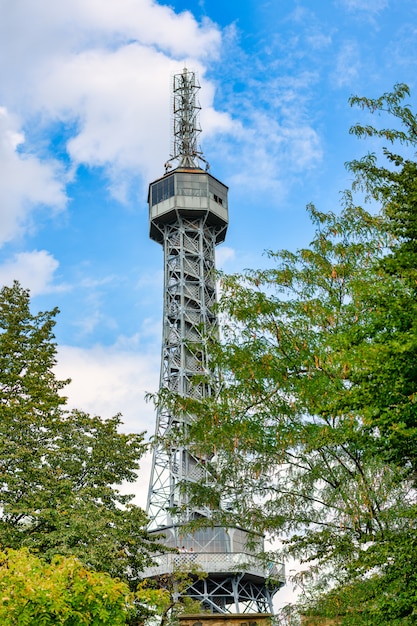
147;214;218;529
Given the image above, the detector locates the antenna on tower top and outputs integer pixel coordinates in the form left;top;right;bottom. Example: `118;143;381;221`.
164;68;210;172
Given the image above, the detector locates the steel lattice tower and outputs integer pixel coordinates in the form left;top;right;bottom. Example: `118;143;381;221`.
145;69;284;614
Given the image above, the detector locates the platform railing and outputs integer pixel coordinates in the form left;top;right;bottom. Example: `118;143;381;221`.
141;551;285;583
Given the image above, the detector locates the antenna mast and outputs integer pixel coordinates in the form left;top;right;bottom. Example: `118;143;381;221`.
166;68;209;171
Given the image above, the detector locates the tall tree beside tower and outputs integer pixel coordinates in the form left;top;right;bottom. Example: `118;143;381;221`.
0;281;162;587
163;85;417;624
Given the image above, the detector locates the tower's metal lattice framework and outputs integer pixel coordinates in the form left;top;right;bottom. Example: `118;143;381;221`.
145;69;284;614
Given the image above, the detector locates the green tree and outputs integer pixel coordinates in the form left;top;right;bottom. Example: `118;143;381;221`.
0;282;162;586
299;83;417;625
0;548;135;625
157;86;417;624
344;83;417;471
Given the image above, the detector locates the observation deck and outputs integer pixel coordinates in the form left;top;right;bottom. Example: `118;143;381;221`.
148;168;228;245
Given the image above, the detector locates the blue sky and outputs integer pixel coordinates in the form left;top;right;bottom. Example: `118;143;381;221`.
1;0;416;601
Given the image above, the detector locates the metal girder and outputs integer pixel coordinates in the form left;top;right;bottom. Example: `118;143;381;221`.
186;574;276;614
146;215;220;529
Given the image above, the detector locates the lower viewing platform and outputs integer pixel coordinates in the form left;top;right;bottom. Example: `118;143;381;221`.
141;525;285;598
142;551;285;585
141;525;285;612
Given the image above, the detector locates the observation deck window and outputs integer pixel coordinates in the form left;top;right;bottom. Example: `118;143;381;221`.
151;176;175;205
176;178;208;197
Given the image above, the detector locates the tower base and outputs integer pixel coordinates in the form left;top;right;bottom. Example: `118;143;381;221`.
179;613;273;626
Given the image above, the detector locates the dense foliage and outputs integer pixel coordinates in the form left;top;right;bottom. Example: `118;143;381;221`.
0;282;162;587
160;85;417;623
0;548;135;625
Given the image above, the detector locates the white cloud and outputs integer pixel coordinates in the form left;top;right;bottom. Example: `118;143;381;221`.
306;32;332;50
216;246;235;268
339;0;388;15
208;105;322;199
333;41;361;87
389;24;417;68
56;342;159;433
0;250;64;295
0;108;67;246
41;46;232;195
56;45;178;185
56;341;160;507
0;0;220;91
0;0;224;204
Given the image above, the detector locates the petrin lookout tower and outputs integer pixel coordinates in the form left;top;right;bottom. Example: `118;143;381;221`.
145;69;284;613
